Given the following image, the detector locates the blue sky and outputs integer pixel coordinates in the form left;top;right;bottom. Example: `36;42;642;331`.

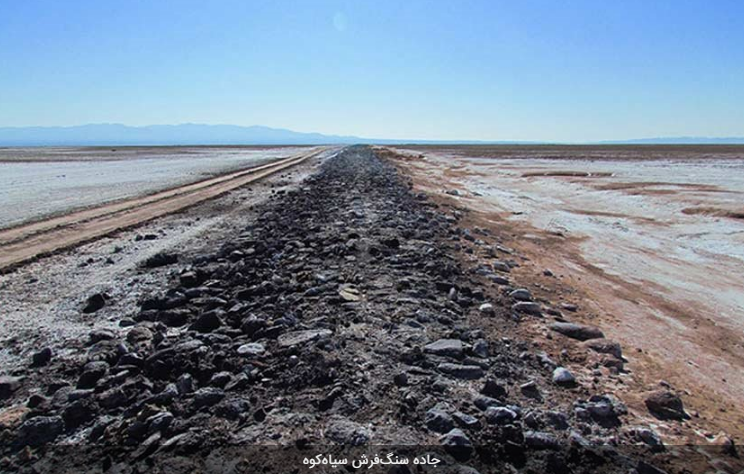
0;0;742;141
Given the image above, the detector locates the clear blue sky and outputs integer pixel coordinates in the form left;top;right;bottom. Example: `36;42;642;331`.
1;0;742;141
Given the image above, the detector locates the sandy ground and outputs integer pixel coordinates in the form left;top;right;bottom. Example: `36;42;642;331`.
0;149;335;372
387;146;744;443
0;146;312;229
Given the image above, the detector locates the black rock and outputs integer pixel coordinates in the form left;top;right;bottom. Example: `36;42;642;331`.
190;310;223;333
0;375;22;399
83;293;107;313
437;363;484;380
215;399;250;420
192;387;225;408
393;372;408;387
62;398;97;429
485;406;518;425
143;252;179;268
425;408;455;433
31;347;53;367
524;431;561;450
16;415;65;446
77;361;109;389
453;411;481;430
88;329;115;344
480;378;507;399
439;428;473;461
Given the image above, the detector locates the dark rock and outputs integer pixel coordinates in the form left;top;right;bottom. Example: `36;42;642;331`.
520;381;542;400
179;271;198;288
424;339;465;358
629;426;664;452
192;387;225;408
472;340;489;358
393;372;408;387
473;395;503;411
536;351;557;369
489;275;510;285
209;371;233;388
82;293;106;313
143;252;179;268
438;363;484;380
492;261;511;273
425;408;455;433
62;398;97;429
509;288;533;301
176;374;195;394
637;461;669;474
644;390;687;420
99;387;130;409
77;361;109;389
439;428;473;461
453;411;480;430
325;417;370;446
583;338;623;359
31;347;53;367
485;406;518;425
147;411;175;434
0;375;22;399
480;379;507;399
549;322;605;341
241;315;267;336
150;383;179;405
27;394;48;409
524;431;560;450
512;302;542;316
88;329;115;344
552;367;576;386
544;411;569;430
17;415;65;446
215;399;250;420
190;310;223;333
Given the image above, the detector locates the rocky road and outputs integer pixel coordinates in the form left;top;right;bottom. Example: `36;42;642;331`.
0;147;734;473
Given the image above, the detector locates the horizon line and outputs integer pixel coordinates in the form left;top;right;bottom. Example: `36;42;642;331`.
0;122;743;145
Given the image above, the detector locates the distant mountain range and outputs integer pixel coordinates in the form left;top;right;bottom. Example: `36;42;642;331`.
0;124;366;146
0;123;742;146
598;137;744;145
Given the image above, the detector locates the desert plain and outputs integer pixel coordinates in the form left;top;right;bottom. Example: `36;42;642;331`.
0;145;742;473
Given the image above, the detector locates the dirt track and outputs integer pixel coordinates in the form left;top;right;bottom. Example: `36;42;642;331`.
0;147;329;272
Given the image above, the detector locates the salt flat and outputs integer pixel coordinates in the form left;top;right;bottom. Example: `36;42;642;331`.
391;145;744;438
0;146;308;229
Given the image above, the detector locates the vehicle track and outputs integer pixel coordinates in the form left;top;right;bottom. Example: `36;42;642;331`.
0;147;330;272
